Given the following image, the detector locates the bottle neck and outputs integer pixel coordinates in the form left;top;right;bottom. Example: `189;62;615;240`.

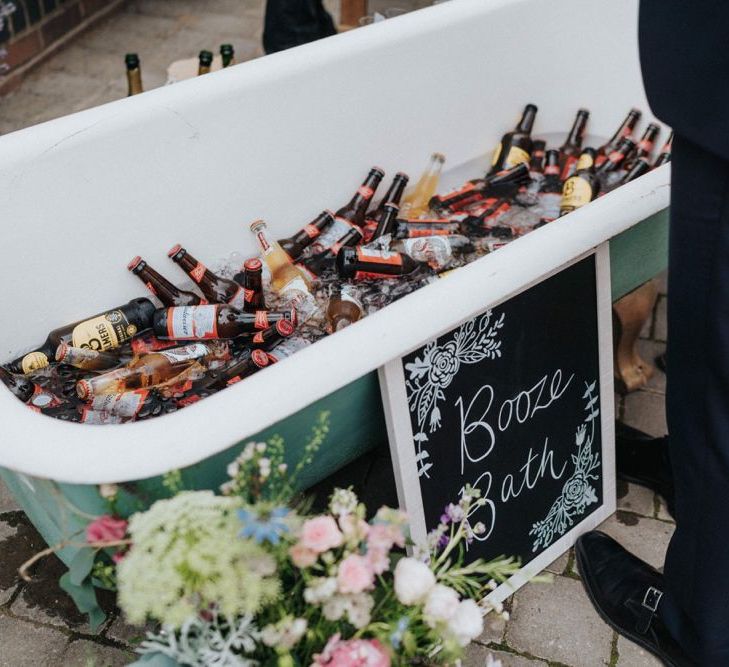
127;68;143;96
609;111;640;145
138;264;183;300
516;105;537;134
565;111;588;146
345;171;383;214
382;175;409;207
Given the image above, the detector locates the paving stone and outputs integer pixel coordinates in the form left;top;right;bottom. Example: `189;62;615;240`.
61;639;134;666
105;614;155;646
0;615;68;667
464;644;547;666
616;480;655;518
623;390;667;439
656;495;675;523
0;512;47;609
598;512;674;570
544;550;570;576
505;575;613;667
654;295;667;342
616;635;662;666
0;478;20;513
478;610;507;645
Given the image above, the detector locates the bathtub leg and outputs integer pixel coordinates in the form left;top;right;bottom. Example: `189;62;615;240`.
613;279;659;394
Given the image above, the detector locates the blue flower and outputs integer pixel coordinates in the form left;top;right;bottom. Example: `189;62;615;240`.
237;506;290;544
390;616;410;650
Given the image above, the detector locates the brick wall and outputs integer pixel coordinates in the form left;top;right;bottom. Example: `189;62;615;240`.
0;0;125;95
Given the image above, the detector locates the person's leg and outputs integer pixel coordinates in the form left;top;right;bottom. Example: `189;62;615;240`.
263;0;336;54
660;134;729;663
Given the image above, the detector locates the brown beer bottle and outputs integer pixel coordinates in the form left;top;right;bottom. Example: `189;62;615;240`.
128;256;204;306
198;50;213;75
83;388;165;419
371;203;400;240
336;247;427;281
618;158;651;184
168;245;245;307
596;108;641;163
560;148;600;216
368;172;409;224
250;220;313;297
393;220;460;239
653;131;673;167
8;298;156;374
125;53;143;96
300;226;363;278
277;210;335;261
626;123;660;166
326;285;364;332
205;348;270;390
77;342;230;399
335;167;385;228
538;149;563;223
56;343;120;371
488;103;538;175
251;319;295;349
0;366;68;411
560;108;590;179
220;44;235;68
232;258;266;312
152;304;296;340
596;137;636;174
529;139;547;175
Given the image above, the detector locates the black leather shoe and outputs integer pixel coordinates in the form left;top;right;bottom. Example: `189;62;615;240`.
615;421;675;517
575;531;696;666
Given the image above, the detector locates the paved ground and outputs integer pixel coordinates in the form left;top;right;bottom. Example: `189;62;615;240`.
0;2;671;665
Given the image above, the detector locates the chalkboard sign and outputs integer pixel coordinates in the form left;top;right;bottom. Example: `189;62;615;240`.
379;248;615;601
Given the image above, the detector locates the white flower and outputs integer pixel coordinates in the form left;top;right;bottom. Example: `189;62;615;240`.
347;592;374;629
98;483;119;499
447;599;484;646
278;463;288;474
423;584;460;627
394;557;436;605
259;457;271;469
303;577;337;604
322;595;347;621
226;462;240;478
256;442;267;453
329;488;359;517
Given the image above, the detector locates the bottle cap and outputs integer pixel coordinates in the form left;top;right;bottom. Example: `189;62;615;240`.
125;53;140;68
55;342;69;363
127;256;144;271
251;349;269;368
244;258;262;271
167;244;183;258
76;380;92;401
371;166;385;177
249;219;266;232
276;319;295;336
199;50;213;65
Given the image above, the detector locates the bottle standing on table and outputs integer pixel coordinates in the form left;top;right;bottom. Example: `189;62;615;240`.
300;226;363;278
7;298;156;375
538;149;564;224
401;153;446;219
168;245;246;308
596;108;641;164
326;285;364;332
220;44;235;67
125;53;143;96
128;256;204;306
56;343;120;371
488;103;538;175
560;148;600;216
77;341;231;399
596;137;636;175
653;131;673;167
336;247;427;280
625;123;660;167
277;210;335;261
198;50;213;75
152;304;296;340
232;258;267;312
559;108;590;179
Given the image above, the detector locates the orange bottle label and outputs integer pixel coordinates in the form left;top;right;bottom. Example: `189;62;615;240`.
190;262;207;283
254;311;269;330
167;306;219;339
304;224;320;238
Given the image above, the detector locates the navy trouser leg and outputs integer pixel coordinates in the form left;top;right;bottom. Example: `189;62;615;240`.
661;134;729;663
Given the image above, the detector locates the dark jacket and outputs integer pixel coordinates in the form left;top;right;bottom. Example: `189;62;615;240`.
639;0;729;160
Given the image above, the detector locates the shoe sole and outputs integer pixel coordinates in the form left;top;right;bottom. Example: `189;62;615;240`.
574;538;682;667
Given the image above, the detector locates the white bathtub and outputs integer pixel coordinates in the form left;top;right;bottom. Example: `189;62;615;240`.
0;0;669;484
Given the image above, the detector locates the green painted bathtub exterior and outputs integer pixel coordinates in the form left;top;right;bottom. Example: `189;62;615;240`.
0;208;670;568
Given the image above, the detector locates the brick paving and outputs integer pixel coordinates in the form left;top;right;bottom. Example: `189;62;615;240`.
0;3;672;664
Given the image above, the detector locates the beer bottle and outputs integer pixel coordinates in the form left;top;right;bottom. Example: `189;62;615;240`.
131;332;178;356
249;220;313;295
618;157;651;184
77;342;230;399
371;203;400;241
56;343;120;371
560;108;590;179
464;198;512;232
596;137;636;174
152;304;296;340
369;172;410;224
529;139;547;175
8;298;156;374
538;149;563;223
393;220;460;239
336;247;427;281
83;388;164;419
488;103;538;175
401;153;446;218
125;53;143;96
207;348;270;389
326;285;364;332
267;337;311;363
277;210;335;261
596;108;641;162
626;123;660;167
560;148;600;216
168;245;245;307
654;131;673;167
397;235;473;270
0;366;68;410
251;319;295;349
300;226;363;278
198;50;213;75
335;167;385;228
220;44;235;68
232;258;266;312
128;256;204;306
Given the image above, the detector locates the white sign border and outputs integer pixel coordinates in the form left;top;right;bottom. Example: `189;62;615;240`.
378;242;616;604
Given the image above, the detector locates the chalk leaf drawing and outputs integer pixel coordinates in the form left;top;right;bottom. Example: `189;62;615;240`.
404;310;505;478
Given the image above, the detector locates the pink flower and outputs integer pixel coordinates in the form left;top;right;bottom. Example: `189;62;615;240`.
337;554;374;594
367;523;405;552
86;515;128;544
290;542;319;568
366;547;390;575
339;514;370;540
300;516;343;553
312;635;390;667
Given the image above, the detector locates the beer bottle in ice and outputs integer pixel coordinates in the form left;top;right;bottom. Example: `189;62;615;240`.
250;219;313;294
618;158;651;184
560;108;590;179
84;388;164;419
300;226;363;278
488;103;538;175
401;153;445;218
251;319;295;349
538;149;563;223
8;298;156;374
596;108;641;162
214;348;270;388
56;343;120;371
336;247;427;280
277;210;335;261
397;235;473;270
129;256;204;306
336;167;385;228
596;137;636;174
393;220;460;239
0;366;68;411
654;131;673;167
168;245;246;307
267;337;311;363
220;44;235;68
371;203;400;241
125;53;143;96
560;148;600;216
152;303;296;340
198;50;213;75
626;123;660;167
369;172;409;224
326;285;364;332
233;258;266;312
529;139;546;175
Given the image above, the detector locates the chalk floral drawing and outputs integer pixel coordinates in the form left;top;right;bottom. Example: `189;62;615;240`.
529;380;601;551
405;310;505;478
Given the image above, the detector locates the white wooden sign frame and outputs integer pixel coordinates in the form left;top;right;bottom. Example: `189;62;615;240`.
378;242;616;605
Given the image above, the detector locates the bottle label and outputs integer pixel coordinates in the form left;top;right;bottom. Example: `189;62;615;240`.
227;286;247;310
492;144;530;168
561;176;593;211
638;139;654;152
79;408;125;425
252;331;265;344
358;186;375;199
304;224;321;239
268;338;309;362
21;351;50;374
401;237;451;266
190;262;207;283
544;164;560;176
560;155;578;180
131;335;177;355
72;310;136;351
167;306;219;339
255;311;269;330
356;248;403;266
406;227;454;238
159;343;210;363
312;217;355;253
576;153;594;170
354;270;398;280
244;288;255;303
256;231;273;256
606;150;623;164
89;389;148;417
